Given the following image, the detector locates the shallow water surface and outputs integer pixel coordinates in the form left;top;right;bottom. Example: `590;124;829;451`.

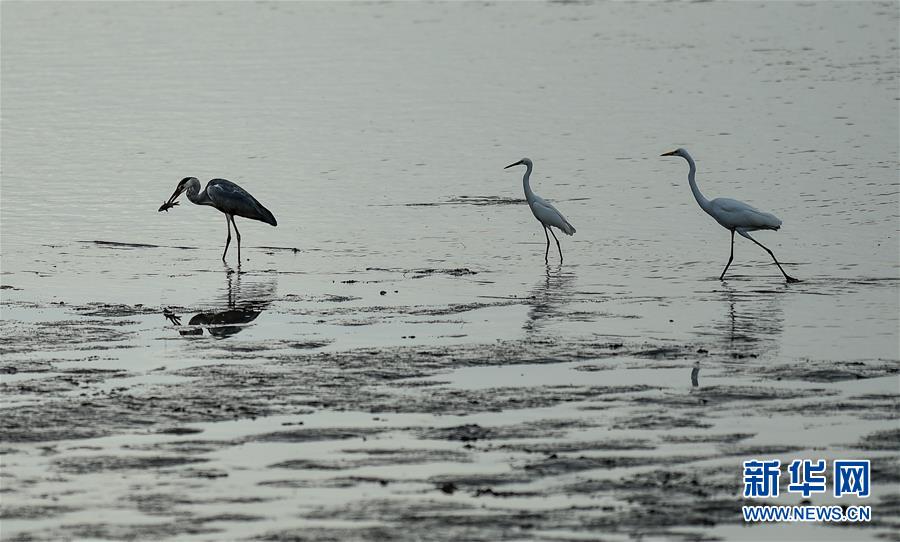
1;2;898;541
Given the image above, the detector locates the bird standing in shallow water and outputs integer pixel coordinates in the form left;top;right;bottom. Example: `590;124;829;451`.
505;158;576;263
159;177;277;263
661;148;799;283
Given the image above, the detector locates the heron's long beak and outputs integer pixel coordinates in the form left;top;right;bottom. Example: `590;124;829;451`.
660;150;677;157
504;160;523;169
166;185;185;203
158;184;185;212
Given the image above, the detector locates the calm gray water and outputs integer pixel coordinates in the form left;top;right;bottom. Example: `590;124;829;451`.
1;2;898;541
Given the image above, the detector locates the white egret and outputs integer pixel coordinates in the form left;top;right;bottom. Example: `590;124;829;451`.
159;177;277;262
661;148;799;283
505;158;576;262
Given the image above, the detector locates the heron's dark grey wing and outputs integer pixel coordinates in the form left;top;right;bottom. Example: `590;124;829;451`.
206;179;277;226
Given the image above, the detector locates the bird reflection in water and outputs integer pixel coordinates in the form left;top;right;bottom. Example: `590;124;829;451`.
717;283;785;353
691;361;700;389
164;265;276;338
692;282;787;364
524;264;577;333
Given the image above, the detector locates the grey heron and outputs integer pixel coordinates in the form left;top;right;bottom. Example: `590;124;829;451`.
159;177;277;263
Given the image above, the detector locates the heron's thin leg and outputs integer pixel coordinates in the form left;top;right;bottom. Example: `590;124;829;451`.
222;214;232;262
230;216;242;264
543;226;550;263
549;227;563;263
742;232;800;283
719;229;735;280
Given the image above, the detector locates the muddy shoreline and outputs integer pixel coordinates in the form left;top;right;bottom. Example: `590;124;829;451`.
2;284;898;541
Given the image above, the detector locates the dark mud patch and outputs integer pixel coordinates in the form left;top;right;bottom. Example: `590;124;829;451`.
391;385;653;416
0;387;271;443
400;195;525;207
249;427;386;443
365;266;478;277
632;384;836;408
2;375;102;397
633;346;699;359
0;360;55;375
259;475;393;489
1;404;113;442
428;472;535;491
266;492;722;542
73;302;163;317
523;454;704;477
872;456;900;484
283;293;361;303
124;439;230;455
469;487;542;498
612;411;715;430
281;299;519;322
420;418;600;443
82;240;197;250
767;393;898;419
721;444;807;456
181;337;334;354
257;519;533;542
0;504;78;520
132;492;195;516
557;464;746;536
573;363;615;372
660;432;755;444
54;454;209;474
855;428;900;451
83;240;162;249
255;245;302;253
271;448;469;471
497;438;656;454
156;426;204;435
743;358;900;383
0;318;137;357
413;267;478;277
39;520;220;541
180;467;231;479
566;464;736;498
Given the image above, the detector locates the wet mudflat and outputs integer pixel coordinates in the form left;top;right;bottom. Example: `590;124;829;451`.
2;264;898;541
2;1;898;541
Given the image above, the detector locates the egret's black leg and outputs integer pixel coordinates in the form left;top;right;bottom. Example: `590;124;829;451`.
230;216;242;264
719;229;735;280
543;226;550;263
549;227;563;263
744;234;800;283
222;214;232;261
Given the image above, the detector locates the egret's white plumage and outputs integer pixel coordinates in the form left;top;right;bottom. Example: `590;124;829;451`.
661;148;799;283
159;177;277;263
505;158;575;262
706;197;782;232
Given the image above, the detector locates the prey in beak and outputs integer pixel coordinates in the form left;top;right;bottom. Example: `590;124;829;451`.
158;181;186;212
158;199;179;212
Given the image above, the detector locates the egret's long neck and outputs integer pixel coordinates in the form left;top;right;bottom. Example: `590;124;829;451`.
522;162;535;201
186;182;213;206
684;154;711;212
